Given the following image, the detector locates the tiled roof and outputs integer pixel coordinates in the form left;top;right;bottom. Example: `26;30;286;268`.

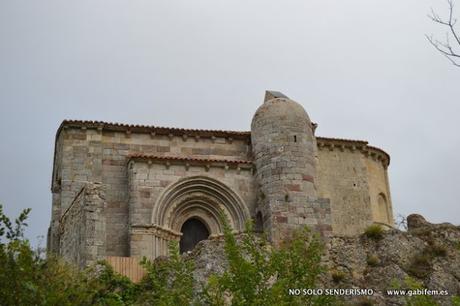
129;154;252;165
59;120;251;139
51;120;391;190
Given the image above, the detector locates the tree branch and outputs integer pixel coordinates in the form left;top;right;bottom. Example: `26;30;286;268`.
427;0;460;67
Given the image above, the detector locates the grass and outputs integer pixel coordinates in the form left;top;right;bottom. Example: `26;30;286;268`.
407;253;432;278
364;224;384;240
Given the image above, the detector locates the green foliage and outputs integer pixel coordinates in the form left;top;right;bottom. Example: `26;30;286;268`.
455;241;460;252
88;261;139;305
403;276;439;306
202;214;336;306
137;241;195;306
363;224;384;240
330;270;346;283
0;204;138;306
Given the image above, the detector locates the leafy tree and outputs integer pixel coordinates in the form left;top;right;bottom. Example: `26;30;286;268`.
0;204;137;306
202;216;337;306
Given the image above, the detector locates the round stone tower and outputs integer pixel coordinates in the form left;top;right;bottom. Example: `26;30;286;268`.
251;91;318;243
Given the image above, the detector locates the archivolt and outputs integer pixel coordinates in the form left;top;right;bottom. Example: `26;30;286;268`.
151;176;250;234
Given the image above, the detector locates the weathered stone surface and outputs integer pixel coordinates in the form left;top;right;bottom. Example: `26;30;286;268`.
187;216;460;306
48;91;394;266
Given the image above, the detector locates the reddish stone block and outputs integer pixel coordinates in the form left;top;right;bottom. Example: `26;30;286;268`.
139;189;150;198
276;216;288;223
302;175;314;183
286;184;301;192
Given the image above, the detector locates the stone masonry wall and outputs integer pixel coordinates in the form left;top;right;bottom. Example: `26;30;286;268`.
128;160;255;259
365;157;393;224
59;183;106;268
51;123;251;258
316;146;392;235
59;188;86;267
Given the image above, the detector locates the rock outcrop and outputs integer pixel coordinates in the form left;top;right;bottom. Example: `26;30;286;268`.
186;215;460;305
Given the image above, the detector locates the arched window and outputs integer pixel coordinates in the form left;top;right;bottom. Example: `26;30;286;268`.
376;193;389;224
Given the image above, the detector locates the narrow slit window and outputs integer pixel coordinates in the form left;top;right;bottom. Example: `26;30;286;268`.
294;135;297;142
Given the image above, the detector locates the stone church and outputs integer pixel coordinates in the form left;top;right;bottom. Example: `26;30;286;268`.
48;91;393;267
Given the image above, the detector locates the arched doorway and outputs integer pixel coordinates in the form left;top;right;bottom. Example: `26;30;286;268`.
179;218;209;253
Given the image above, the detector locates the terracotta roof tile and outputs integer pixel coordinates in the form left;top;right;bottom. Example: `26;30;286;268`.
60;120;251;138
128;154;252;165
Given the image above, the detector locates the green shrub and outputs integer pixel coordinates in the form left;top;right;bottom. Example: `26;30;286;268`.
407;253;432;278
330;270;346;283
455;241;460;252
363;224;384;240
137;241;195;305
0;204;346;305
366;254;380;267
0;205;138;306
427;244;447;257
202;215;337;306
403;276;439;306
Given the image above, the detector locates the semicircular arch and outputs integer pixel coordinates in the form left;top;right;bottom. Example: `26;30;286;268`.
151;176;250;234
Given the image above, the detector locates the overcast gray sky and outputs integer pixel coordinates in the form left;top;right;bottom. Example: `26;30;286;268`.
1;0;459;244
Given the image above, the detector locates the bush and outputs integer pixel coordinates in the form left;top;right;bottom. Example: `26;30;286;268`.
363;224;384;240
407;253;432;279
0;204;138;306
0;204;349;305
427;244;447;257
137;241;195;305
366;255;380;267
330;270;346;283
455;241;460;251
403;276;439;306
202;215;337;306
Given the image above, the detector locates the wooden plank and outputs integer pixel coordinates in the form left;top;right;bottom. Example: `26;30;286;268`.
105;256;146;283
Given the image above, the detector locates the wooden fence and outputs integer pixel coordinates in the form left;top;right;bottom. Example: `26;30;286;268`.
105;256;146;283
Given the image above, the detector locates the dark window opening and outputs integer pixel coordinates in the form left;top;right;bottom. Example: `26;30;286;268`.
294;135;297;142
179;218;209;253
255;212;264;233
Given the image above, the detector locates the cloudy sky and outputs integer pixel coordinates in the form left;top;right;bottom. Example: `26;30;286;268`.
1;0;459;245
